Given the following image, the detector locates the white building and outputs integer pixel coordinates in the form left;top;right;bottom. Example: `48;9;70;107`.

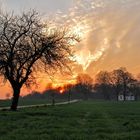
118;94;135;101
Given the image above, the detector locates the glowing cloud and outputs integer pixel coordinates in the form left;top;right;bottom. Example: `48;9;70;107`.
52;0;140;74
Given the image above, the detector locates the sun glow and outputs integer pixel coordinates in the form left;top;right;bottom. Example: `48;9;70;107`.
1;0;140;100
45;78;76;94
59;88;65;94
71;24;88;39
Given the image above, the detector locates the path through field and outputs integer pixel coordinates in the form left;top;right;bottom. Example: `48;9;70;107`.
0;99;79;110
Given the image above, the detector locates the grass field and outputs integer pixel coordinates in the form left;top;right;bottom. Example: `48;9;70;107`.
0;101;140;140
0;98;66;107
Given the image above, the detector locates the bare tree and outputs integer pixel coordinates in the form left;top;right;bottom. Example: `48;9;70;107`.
0;11;78;110
110;70;124;100
64;84;73;103
111;68;135;101
50;89;57;106
76;73;93;100
95;71;112;100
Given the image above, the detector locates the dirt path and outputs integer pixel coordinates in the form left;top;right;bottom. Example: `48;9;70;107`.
0;99;79;110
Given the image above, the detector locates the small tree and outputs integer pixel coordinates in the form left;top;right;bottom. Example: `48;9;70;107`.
64;84;73;103
50;89;57;106
0;11;78;110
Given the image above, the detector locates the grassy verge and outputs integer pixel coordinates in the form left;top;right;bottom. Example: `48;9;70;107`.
0;101;140;140
0;98;68;107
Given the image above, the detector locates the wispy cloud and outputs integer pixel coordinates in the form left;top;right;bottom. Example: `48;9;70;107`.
52;0;140;75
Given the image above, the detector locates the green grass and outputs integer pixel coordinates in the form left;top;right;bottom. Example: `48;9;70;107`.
0;98;67;107
0;101;140;140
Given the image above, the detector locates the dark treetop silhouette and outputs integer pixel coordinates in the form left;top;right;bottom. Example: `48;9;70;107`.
111;68;135;101
0;11;78;110
95;68;136;100
76;73;93;100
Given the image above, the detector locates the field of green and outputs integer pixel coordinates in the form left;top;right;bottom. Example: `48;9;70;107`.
0;101;140;140
0;98;66;107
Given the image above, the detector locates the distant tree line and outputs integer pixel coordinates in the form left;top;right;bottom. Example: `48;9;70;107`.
94;67;140;101
22;67;140;104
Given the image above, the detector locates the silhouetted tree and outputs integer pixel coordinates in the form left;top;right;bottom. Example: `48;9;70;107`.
76;73;93;100
112;68;134;101
128;80;140;101
64;84;73;103
0;11;78;110
45;83;58;106
50;89;57;106
110;69;124;100
95;71;111;100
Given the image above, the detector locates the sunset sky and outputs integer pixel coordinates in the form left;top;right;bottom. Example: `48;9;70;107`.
0;0;140;99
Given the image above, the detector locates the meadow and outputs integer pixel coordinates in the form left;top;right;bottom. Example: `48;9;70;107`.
0;98;66;108
0;101;140;140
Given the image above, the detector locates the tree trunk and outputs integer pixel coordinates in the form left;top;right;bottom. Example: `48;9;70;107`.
52;92;55;106
11;88;20;111
68;92;71;103
123;87;126;101
116;92;119;101
52;98;55;106
122;82;127;101
115;87;119;101
135;91;138;101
